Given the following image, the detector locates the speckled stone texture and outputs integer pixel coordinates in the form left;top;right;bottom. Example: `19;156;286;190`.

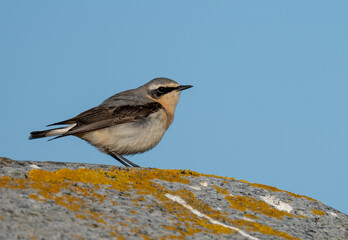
0;157;347;240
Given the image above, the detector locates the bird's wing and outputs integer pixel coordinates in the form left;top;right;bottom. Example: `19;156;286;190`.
49;102;163;139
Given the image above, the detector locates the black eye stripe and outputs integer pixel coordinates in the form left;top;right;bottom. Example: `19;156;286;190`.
149;86;179;98
157;87;177;95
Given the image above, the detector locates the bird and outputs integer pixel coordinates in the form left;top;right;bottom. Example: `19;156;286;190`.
29;78;193;168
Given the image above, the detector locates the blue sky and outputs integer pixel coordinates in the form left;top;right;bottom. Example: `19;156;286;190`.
1;1;347;214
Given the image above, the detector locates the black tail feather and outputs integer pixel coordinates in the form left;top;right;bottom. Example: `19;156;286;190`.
29;130;49;140
29;126;67;140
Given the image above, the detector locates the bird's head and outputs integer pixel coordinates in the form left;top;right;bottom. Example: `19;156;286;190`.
144;78;193;118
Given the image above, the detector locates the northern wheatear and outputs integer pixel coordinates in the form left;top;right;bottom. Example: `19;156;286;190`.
29;78;192;167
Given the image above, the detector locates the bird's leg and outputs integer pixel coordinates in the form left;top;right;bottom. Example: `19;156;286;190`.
105;149;140;168
117;154;140;168
106;150;131;167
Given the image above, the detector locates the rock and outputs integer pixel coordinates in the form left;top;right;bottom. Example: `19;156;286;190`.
0;157;347;240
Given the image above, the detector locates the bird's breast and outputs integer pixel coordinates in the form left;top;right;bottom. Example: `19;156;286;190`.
78;110;170;155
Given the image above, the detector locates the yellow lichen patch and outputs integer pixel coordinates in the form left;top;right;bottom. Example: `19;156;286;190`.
74;234;85;240
130;228;139;234
160;189;299;239
118;221;128;227
28;193;46;202
142;235;152;240
29;168;128;190
103;168;191;187
174;189;227;219
129;210;137;214
1;170;111;225
109;230;124;239
312;209;325;216
76;214;87;220
155;168;235;181
225;195;295;220
0;176;27;190
88;211;107;225
213;185;229;195
109;228;120;238
244;213;259;220
248;183;319;203
239;180;249;184
0;167;298;239
55;195;82;211
231;219;300;240
0;216;4;220
157;190;233;236
127;218;138;223
160;227;183;239
138;196;146;201
132;198;139;206
0;175;12;183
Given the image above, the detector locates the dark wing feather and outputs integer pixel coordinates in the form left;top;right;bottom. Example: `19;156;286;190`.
52;102;163;138
47;107;114;126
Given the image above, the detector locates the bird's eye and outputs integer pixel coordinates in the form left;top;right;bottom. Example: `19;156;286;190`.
157;87;165;94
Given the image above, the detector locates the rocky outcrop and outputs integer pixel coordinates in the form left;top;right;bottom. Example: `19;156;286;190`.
0;157;347;239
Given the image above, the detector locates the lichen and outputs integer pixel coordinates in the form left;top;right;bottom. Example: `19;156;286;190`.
212;185;229;195
312;209;325;216
225;195;295;220
244;213;259;220
231;219;300;240
247;182;319;202
0;167;301;239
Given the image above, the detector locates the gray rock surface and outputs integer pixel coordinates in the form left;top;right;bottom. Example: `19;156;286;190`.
0;157;347;240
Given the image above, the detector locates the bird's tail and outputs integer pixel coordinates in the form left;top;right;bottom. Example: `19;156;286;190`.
29;124;76;140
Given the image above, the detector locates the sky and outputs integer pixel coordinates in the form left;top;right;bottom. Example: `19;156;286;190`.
1;1;347;214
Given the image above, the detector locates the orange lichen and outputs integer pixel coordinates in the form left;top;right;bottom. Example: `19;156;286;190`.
138;196;146;201
132;198;139;206
0;167;299;239
225;195;295;220
28;193;46;202
118;221;128;227
213;185;229;195
0;176;27;189
0;216;4;220
248;183;319;202
157;189;233;236
231;219;300;240
312;209;325;216
76;214;87;220
142;235;152;240
162;189;298;239
244;213;259;220
127;218;138;223
0;176;12;183
74;234;85;240
239;180;249;184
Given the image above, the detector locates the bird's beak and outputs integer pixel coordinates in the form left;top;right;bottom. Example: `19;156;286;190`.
177;85;193;91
